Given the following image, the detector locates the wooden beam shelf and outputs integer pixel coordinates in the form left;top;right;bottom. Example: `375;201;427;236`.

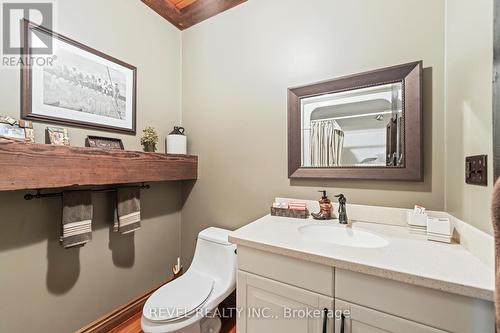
0;139;198;191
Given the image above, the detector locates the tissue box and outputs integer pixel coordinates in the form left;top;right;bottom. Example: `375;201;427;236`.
427;218;453;236
406;211;428;227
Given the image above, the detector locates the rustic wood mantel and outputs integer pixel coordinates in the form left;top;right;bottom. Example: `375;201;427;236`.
0;139;198;191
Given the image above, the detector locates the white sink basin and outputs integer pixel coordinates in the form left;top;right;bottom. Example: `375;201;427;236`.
298;224;389;248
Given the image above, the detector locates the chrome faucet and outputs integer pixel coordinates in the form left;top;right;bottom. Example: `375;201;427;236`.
335;194;348;224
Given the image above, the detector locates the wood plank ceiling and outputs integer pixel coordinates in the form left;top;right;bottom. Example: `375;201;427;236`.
141;0;247;30
168;0;198;10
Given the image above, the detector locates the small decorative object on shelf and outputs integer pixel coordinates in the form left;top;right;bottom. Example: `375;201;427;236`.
0;116;17;125
167;126;187;154
18;120;33;129
0;116;34;142
140;126;158;152
18;120;35;143
47;127;70;146
0;123;27;141
24;128;35;143
86;135;124;150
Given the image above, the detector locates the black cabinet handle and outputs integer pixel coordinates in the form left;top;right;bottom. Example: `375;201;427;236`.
322;308;328;333
340;313;345;333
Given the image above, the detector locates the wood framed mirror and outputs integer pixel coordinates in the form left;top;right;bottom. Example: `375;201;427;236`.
288;61;423;181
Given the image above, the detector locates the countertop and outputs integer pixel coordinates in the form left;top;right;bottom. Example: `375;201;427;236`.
229;215;494;301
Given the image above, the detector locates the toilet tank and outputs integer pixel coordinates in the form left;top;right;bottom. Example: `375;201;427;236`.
190;227;236;286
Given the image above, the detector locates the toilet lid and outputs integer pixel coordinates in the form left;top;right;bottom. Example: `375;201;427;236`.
143;271;214;323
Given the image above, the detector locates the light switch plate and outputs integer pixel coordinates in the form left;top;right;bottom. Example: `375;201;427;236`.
465;155;487;186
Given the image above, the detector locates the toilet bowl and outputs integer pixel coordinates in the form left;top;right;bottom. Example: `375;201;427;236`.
141;227;236;333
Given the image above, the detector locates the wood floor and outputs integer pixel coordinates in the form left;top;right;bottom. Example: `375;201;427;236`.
76;277;236;333
109;311;236;333
108;312;142;333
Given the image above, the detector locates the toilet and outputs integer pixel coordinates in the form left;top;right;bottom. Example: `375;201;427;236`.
141;227;237;333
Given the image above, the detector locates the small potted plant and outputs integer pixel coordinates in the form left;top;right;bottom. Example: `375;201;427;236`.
140;127;159;152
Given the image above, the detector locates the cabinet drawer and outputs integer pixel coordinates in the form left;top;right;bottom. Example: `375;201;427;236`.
335;269;494;333
335;299;446;333
237;246;334;296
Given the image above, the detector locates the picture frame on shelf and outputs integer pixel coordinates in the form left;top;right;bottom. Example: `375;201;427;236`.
47;127;70;146
86;135;124;150
0;123;28;141
0;116;35;143
18;120;33;129
24;128;35;143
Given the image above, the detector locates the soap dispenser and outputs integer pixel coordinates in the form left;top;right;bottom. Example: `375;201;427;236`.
312;190;333;220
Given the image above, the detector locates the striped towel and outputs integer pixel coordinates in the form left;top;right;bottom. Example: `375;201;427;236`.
60;190;93;249
114;187;141;234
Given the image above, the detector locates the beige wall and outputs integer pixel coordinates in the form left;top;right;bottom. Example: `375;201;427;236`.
444;0;494;234
181;0;446;263
0;0;182;332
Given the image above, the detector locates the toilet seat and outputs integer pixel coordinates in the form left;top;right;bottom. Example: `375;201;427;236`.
143;271;214;323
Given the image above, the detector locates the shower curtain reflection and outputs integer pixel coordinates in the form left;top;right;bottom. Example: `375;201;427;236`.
310;120;344;167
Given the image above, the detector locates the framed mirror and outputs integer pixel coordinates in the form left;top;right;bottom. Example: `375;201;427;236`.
288;61;423;181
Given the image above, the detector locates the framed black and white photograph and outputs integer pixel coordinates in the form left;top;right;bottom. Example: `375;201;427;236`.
21;20;137;134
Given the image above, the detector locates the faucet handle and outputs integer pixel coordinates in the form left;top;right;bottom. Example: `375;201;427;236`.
335;194;346;204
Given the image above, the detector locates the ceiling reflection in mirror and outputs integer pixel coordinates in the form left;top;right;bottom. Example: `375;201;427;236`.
301;82;403;168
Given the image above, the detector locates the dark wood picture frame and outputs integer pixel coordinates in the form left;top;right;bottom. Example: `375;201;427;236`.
288;61;423;181
21;19;137;134
86;135;124;150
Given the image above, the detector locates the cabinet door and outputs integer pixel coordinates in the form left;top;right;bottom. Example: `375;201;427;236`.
334;299;447;333
237;271;334;333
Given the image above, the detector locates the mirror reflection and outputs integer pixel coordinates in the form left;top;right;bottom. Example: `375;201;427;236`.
301;82;404;168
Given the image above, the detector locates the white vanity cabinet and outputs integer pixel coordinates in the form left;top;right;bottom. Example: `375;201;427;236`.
236;246;495;333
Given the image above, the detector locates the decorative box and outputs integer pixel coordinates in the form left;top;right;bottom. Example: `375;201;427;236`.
270;207;309;219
